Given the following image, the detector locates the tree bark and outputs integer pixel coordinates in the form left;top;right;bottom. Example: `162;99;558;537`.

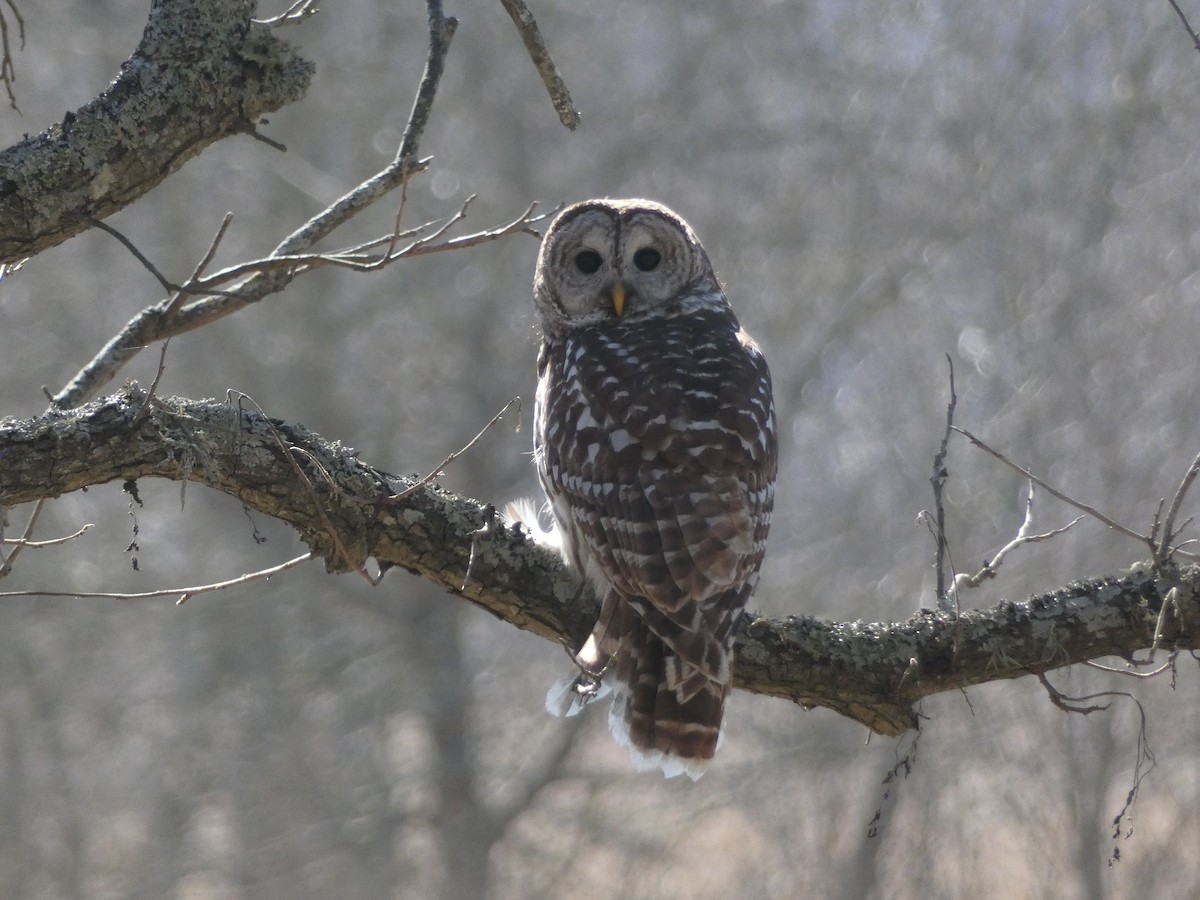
2;386;1195;737
0;0;313;263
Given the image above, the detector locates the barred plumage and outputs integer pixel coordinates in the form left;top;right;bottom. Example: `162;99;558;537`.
529;199;776;779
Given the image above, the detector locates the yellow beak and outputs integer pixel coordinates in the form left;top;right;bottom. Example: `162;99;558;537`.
612;283;626;317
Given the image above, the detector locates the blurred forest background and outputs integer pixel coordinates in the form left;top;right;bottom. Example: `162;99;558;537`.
3;0;1200;897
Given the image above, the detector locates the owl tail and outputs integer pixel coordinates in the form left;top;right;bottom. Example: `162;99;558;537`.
608;611;730;781
545;592;732;778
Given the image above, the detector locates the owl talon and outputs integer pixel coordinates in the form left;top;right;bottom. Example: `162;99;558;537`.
545;670;612;717
573;672;602;700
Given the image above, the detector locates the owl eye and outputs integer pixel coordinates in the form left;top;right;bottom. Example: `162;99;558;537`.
574;250;603;274
633;247;662;272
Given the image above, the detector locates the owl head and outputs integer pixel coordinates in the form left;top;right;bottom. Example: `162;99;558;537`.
533;199;721;338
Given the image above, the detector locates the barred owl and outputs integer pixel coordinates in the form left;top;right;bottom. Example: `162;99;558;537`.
529;198;777;779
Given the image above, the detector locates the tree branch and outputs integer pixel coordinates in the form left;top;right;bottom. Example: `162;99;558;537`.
49;199;548;410
0;0;26;111
0;0;314;263
45;0;472;412
3;387;1197;738
498;0;581;130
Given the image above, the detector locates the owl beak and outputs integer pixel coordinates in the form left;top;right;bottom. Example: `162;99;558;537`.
611;283;626;317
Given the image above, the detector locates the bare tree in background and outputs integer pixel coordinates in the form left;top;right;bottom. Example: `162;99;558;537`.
3;1;1200;898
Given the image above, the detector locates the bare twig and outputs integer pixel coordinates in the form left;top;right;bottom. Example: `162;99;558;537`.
181;200;549;289
13;212;239;570
0;552;314;604
87;215;241;303
1168;0;1200;51
1106;693;1156;865
1149;585;1183;659
866;729;921;840
179;204;456;287
462;504;499;591
283;154;431;258
87;217;179;295
176;213;235;312
499;0;581;130
1148;496;1166;553
930;355;956;606
358;193;476;271
253;0;319;28
135;215;237;424
952;426;1168;555
51;196;549;410
0;0;25;111
384;397;523;504
50;4;461;411
313;222;434;258
1;524;92;548
916;509;959;616
953;481;1084;591
248;128;288;153
1036;673;1110;715
0;497;42;577
1083;657;1174;679
397;0;458;166
1158;449;1200;565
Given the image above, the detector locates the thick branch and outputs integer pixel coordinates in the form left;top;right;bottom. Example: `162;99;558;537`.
2;387;1197;737
46;1;463;412
0;0;314;263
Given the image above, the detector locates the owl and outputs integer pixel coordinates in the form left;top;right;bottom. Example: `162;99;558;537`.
529;198;777;779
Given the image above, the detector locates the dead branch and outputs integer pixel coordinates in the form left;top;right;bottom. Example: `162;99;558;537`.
499;0;581;130
929;355;956;606
399;1;458;166
1158;449;1200;565
1168;0;1200;52
46;0;461;411
953;426;1163;552
0;491;41;576
953;481;1084;591
0;524;92;548
0;0;313;264
383;397;523;504
0;551;314;605
50;199;550;411
0;0;25;111
1037;673;1110;715
253;0;319;27
43;5;546;416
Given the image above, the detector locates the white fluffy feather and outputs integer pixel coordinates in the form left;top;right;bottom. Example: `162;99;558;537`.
503;497;563;554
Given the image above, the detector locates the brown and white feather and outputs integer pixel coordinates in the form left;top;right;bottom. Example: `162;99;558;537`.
531;199;777;779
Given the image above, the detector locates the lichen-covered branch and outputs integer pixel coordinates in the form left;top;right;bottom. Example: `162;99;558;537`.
2;386;1197;737
44;0;465;412
0;0;314;264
